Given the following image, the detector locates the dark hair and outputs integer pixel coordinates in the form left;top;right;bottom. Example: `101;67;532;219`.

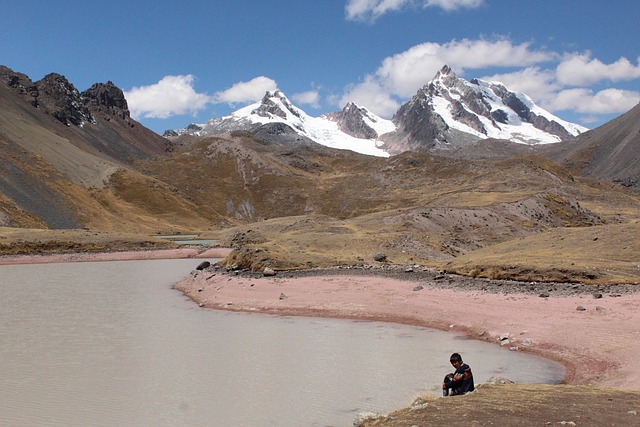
450;353;462;363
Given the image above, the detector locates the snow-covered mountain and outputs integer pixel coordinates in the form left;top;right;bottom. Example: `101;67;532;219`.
166;66;588;157
390;65;587;153
166;91;392;157
323;101;396;140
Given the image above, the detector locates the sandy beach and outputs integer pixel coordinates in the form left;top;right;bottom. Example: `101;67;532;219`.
174;266;640;391
3;250;639;391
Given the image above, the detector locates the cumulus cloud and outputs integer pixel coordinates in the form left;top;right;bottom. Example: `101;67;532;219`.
483;58;640;116
556;53;640;86
341;38;554;116
213;76;278;105
292;90;321;108
345;0;483;22
339;77;401;117
549;88;640;115
345;0;408;22
339;36;640;123
125;75;281;120
482;67;560;105
375;38;554;98
125;75;211;120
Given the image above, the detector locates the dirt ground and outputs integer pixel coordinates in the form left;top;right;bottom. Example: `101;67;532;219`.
356;384;640;426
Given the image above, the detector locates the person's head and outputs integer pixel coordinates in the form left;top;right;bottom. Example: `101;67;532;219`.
450;353;463;367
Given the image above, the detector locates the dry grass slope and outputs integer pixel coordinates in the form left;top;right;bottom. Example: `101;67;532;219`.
357;384;640;426
2;128;639;285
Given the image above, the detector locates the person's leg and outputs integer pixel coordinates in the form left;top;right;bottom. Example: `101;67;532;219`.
443;373;454;396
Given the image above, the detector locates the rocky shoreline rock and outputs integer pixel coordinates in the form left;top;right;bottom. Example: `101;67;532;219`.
213;262;640;298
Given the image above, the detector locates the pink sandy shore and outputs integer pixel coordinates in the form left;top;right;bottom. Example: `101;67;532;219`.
3;249;639;390
176;271;640;391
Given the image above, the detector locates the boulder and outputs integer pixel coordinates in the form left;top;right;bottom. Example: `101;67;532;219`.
196;261;211;271
373;253;387;262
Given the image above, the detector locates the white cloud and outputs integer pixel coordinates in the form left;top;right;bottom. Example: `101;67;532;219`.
425;0;484;11
345;0;408;22
340;38;555;116
345;0;483;21
339;77;401;117
340;36;640;124
556;53;640;86
213;76;278;105
549;88;640;115
484;59;640;117
125;75;280;121
375;39;554;98
125;75;211;120
292;90;321;108
482;67;560;104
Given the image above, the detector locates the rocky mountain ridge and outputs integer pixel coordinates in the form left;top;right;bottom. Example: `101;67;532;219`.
0;66;134;128
0;64;639;236
389;65;587;153
1;65;640;295
0;65;173;229
168;65;586;156
166;90;390;156
323;101;396;140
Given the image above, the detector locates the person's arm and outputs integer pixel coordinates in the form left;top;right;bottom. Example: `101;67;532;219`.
444;365;472;389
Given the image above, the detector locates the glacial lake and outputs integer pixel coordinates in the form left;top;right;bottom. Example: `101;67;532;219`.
0;259;564;426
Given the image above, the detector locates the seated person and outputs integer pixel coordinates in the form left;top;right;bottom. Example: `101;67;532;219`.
442;353;474;396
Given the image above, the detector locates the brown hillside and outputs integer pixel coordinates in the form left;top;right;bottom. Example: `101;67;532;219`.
1;68;639;285
134;132;640;283
541;102;640;187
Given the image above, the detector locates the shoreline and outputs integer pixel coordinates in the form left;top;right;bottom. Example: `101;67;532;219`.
0;247;232;265
175;265;640;391
3;250;639;390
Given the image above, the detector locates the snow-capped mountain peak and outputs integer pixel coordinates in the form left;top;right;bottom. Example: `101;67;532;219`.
323;102;395;140
230;90;307;134
166;66;588;157
393;65;587;150
237;90;303;124
168;91;391;157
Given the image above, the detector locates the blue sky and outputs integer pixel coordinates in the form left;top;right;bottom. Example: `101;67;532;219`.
2;0;639;134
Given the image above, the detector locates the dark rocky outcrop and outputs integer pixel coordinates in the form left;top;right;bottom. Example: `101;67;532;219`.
0;65;40;107
392;91;451;149
493;85;574;140
196;261;211;270
253;90;301;121
35;73;94;126
0;65;175;228
326;102;379;139
82;81;130;119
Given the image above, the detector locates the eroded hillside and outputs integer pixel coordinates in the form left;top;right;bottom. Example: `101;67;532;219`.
1;68;639;284
139;132;640;284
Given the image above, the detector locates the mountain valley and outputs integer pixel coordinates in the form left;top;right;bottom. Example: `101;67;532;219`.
0;65;638;285
2;64;640;426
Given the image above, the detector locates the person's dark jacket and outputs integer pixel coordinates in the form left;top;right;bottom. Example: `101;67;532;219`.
444;363;474;395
